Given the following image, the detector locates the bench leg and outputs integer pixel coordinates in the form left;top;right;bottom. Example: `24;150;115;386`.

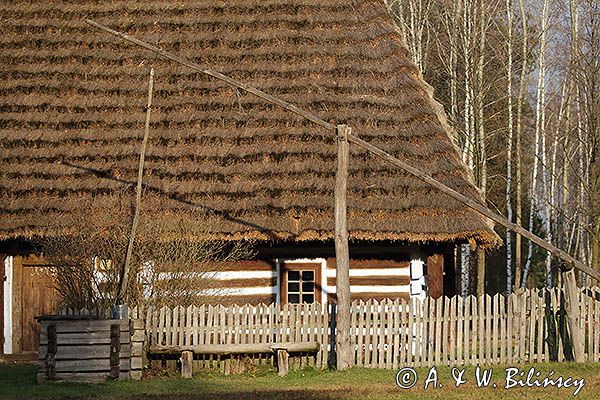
276;350;289;377
180;351;193;379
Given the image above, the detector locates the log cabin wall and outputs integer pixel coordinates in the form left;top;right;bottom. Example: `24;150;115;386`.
200;256;428;305
195;260;279;305
191;243;454;305
191;257;415;305
324;258;411;302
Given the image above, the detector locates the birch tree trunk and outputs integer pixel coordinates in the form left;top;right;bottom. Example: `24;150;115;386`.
515;0;528;288
462;0;475;170
539;29;551;288
524;0;549;287
442;1;460;122
505;0;514;294
570;0;586;285
475;0;488;297
387;0;431;76
461;0;475;295
461;244;470;297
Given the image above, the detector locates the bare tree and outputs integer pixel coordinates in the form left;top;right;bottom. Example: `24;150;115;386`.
577;0;600;275
38;204;253;310
387;0;433;75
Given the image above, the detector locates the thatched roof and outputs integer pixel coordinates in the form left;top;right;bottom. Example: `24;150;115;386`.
0;0;499;247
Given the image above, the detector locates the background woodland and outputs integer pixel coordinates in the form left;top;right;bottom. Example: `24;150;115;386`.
387;0;599;294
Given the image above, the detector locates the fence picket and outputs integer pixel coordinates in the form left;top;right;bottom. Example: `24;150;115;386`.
478;295;485;365
471;296;478;365
519;291;527;362
537;293;544;362
356;300;365;367
499;295;505;364
415;299;423;367
528;291;536;363
592;298;600;362
392;299;400;369
434;297;442;366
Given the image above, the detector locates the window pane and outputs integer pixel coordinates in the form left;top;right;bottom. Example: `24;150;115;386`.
288;293;300;303
302;281;314;293
288;282;300;293
302;270;314;281
288;270;300;281
302;294;314;303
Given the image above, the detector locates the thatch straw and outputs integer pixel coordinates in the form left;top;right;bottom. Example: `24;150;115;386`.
0;0;499;248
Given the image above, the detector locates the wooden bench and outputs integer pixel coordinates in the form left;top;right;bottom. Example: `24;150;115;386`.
149;342;319;377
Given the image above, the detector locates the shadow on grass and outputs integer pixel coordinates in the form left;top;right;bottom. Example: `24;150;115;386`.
126;388;359;400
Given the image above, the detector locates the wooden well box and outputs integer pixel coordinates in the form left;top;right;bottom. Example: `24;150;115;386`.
37;317;144;383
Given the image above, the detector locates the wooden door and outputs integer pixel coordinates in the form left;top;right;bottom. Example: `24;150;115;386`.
13;257;59;353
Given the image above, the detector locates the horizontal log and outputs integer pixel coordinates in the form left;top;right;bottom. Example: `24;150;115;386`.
37;371;130;383
327;258;410;270
39;320;130;333
149;342;319;355
131;330;145;342
157;277;276;289
39;358;131;373
40;332;130;346
349;292;410;301
131;342;144;357
39;344;131;360
326;276;410;287
130;356;143;370
131;319;144;330
36;315;99;321
130;370;142;381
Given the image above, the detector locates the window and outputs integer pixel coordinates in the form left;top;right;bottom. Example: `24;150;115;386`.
281;262;321;304
287;270;315;303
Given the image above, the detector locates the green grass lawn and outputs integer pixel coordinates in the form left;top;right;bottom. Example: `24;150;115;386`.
1;362;598;399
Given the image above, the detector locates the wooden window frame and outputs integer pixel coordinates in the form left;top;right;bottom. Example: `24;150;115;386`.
280;262;322;304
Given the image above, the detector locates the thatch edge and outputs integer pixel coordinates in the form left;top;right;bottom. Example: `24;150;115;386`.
1;227;501;249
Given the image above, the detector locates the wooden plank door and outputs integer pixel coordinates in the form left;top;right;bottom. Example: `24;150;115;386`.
14;257;59;353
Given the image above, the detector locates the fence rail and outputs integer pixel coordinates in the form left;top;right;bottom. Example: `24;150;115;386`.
57;287;600;369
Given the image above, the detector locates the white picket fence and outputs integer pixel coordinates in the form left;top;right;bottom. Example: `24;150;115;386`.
58;287;600;369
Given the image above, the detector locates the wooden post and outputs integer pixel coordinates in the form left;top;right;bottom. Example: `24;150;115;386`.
109;324;121;379
276;349;289;376
477;249;485;296
563;267;585;362
116;68;155;305
45;324;57;380
180;350;193;378
335;125;351;371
